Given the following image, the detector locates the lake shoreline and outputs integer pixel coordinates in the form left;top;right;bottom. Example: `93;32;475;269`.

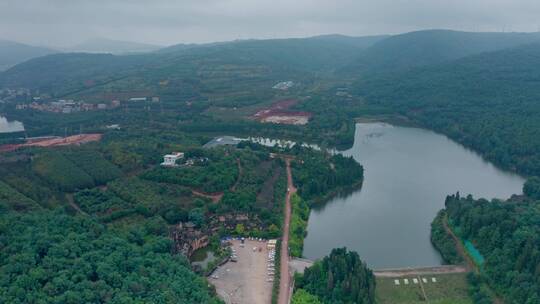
303;122;524;269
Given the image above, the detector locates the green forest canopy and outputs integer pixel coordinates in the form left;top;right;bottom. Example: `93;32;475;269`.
0;210;221;304
443;194;540;303
295;248;376;304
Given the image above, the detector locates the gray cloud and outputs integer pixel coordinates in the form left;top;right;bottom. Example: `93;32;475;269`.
1;0;539;47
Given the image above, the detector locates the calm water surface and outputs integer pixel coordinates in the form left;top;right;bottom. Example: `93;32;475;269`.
0;116;24;133
303;123;524;269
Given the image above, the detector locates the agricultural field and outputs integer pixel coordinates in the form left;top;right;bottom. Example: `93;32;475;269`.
0;180;39;211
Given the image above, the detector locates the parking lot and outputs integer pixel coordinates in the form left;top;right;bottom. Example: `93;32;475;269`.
209;239;275;304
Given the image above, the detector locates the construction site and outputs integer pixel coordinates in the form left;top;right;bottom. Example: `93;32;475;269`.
0;134;102;152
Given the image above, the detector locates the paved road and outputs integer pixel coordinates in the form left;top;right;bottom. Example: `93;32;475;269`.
278;159;296;304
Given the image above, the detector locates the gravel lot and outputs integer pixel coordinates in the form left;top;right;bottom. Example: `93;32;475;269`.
209;239;274;304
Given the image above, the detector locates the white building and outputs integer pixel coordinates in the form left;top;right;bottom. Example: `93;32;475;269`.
129;97;147;102
161;152;184;167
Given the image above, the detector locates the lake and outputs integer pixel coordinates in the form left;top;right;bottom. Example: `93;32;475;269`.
303;123;524;269
0;116;24;133
191;247;217;270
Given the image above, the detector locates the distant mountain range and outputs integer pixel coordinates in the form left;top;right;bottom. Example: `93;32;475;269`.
0;38;163;72
0;40;57;71
2;30;540;97
65;38;163;54
0;34;388;96
342;29;540;75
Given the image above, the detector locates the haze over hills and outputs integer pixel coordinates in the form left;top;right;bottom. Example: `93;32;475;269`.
4;30;540;95
0;40;57;71
342;29;540;75
0;37;161;73
66;38;163;54
0;53;154;96
2;24;540;304
0;34;388;97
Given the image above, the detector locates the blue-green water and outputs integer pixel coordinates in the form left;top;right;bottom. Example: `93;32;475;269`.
303;123;524;269
464;241;485;266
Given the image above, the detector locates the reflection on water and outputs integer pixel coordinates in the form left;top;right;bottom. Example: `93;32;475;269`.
303;123;524;269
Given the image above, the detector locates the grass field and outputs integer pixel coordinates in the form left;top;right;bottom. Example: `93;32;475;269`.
375;273;473;304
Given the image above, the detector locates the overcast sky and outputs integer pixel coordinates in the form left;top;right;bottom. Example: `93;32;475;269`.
1;0;540;48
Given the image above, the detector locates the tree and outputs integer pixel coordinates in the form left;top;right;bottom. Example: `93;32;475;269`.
188;208;205;227
523;176;540;200
235;223;245;235
292;289;322;304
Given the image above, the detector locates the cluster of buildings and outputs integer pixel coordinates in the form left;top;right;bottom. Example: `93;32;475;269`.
13;95;161;114
170;213;265;258
272;81;294;90
16;99;121;113
0;88;31;103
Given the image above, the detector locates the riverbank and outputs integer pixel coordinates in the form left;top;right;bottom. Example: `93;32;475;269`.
355;114;419;128
307;179;363;207
289;194;309;257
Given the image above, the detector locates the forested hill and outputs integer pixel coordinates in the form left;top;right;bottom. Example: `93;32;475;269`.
0;53;154;95
342;30;540;75
355;42;540;176
0;35;385;97
441;194;540;303
156;36;385;73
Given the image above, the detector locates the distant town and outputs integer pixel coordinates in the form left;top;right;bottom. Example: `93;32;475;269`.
0;88;161;114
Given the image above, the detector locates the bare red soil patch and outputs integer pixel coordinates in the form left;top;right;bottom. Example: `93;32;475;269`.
253;99;312;125
0;134;102;152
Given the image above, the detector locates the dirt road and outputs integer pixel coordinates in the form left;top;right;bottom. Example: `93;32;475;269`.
231;158;242;192
442;215;474;272
0;134;102;152
278;158;296;304
191;190;223;203
442;215;504;304
65;193;88;216
192;158;242;203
